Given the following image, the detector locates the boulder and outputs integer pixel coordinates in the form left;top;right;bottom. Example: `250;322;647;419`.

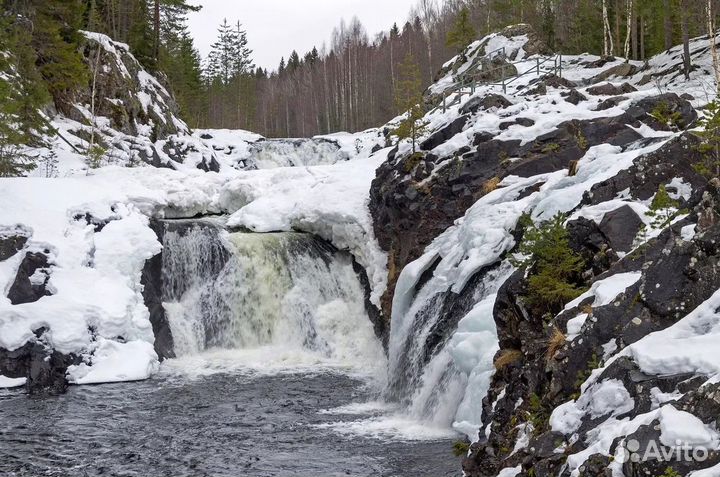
591;62;640;83
0;225;30;261
460;93;512;115
598;205;644;253
563;89;587;105
420;115;469;151
7;251;52;305
586;82;637;96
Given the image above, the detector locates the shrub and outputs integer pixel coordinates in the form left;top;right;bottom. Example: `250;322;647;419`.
511;213;587;315
650;101;684;130
452;440;470;457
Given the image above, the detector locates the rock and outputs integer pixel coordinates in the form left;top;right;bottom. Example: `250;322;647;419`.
7;251;52;305
626;93;697;130
591;62;640;83
420;115;469;151
0;329;79;395
196;156;221;173
563;89;587;105
583;133;707;208
66;33;186;140
583;56;617;68
141;220;176;360
460;93;512;115
499;118;534;130
586;82;637;96
0;225;30;261
598;205;644;253
596;96;628;110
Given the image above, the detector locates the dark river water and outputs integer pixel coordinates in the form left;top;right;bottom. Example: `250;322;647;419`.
0;368;461;477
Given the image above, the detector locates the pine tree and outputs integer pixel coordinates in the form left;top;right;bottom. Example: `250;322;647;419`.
446;7;476;53
393;53;427;153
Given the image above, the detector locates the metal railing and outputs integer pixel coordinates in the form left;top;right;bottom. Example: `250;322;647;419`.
437;49;563;113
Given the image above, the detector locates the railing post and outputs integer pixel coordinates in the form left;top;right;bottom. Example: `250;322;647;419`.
558;52;563;78
537;57;540;74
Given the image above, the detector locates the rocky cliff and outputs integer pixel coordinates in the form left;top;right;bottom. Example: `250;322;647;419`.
371;25;720;476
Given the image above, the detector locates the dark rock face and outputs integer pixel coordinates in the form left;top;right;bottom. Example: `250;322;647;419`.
65;35;184;140
7;251;52;305
0;227;29;261
584;133;706;208
421;115;469;151
141;220;176;360
369;95;695;318
196;156;221;173
0;330;80;395
626;92;698;130
463;133;718;477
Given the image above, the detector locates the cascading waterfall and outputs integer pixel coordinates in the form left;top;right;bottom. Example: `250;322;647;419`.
386;259;514;435
159;219;384;372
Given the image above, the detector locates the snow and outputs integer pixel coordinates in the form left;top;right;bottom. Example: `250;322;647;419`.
497;465;522;477
658;405;719;448
682;223;698;241
622;287;720;377
550;379;634;435
0;375;26;388
564;272;642;312
67;338;159;384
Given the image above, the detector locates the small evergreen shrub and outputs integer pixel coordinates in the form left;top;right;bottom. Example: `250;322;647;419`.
650;101;684;130
511;213;587;316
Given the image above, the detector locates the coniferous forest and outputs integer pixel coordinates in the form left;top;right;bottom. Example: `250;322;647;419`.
1;0;718;139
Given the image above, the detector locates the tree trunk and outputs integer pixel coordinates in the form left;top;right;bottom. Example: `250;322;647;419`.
663;0;673;50
681;0;691;79
708;0;720;93
624;0;632;60
603;0;614;56
153;0;160;61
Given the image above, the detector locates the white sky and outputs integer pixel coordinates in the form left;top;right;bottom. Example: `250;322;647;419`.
187;0;418;71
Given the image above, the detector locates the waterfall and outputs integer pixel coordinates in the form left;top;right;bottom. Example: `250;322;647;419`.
158;219;383;372
245;138;348;169
386;259;514;435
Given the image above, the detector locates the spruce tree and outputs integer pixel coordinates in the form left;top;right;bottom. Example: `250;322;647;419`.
205;19;237;84
446;7;476;53
393;53;427;153
231;21;253;76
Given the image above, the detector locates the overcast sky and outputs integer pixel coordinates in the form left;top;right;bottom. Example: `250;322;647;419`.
187;0;418;71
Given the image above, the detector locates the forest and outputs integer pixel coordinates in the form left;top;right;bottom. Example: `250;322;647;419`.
0;0;718;138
